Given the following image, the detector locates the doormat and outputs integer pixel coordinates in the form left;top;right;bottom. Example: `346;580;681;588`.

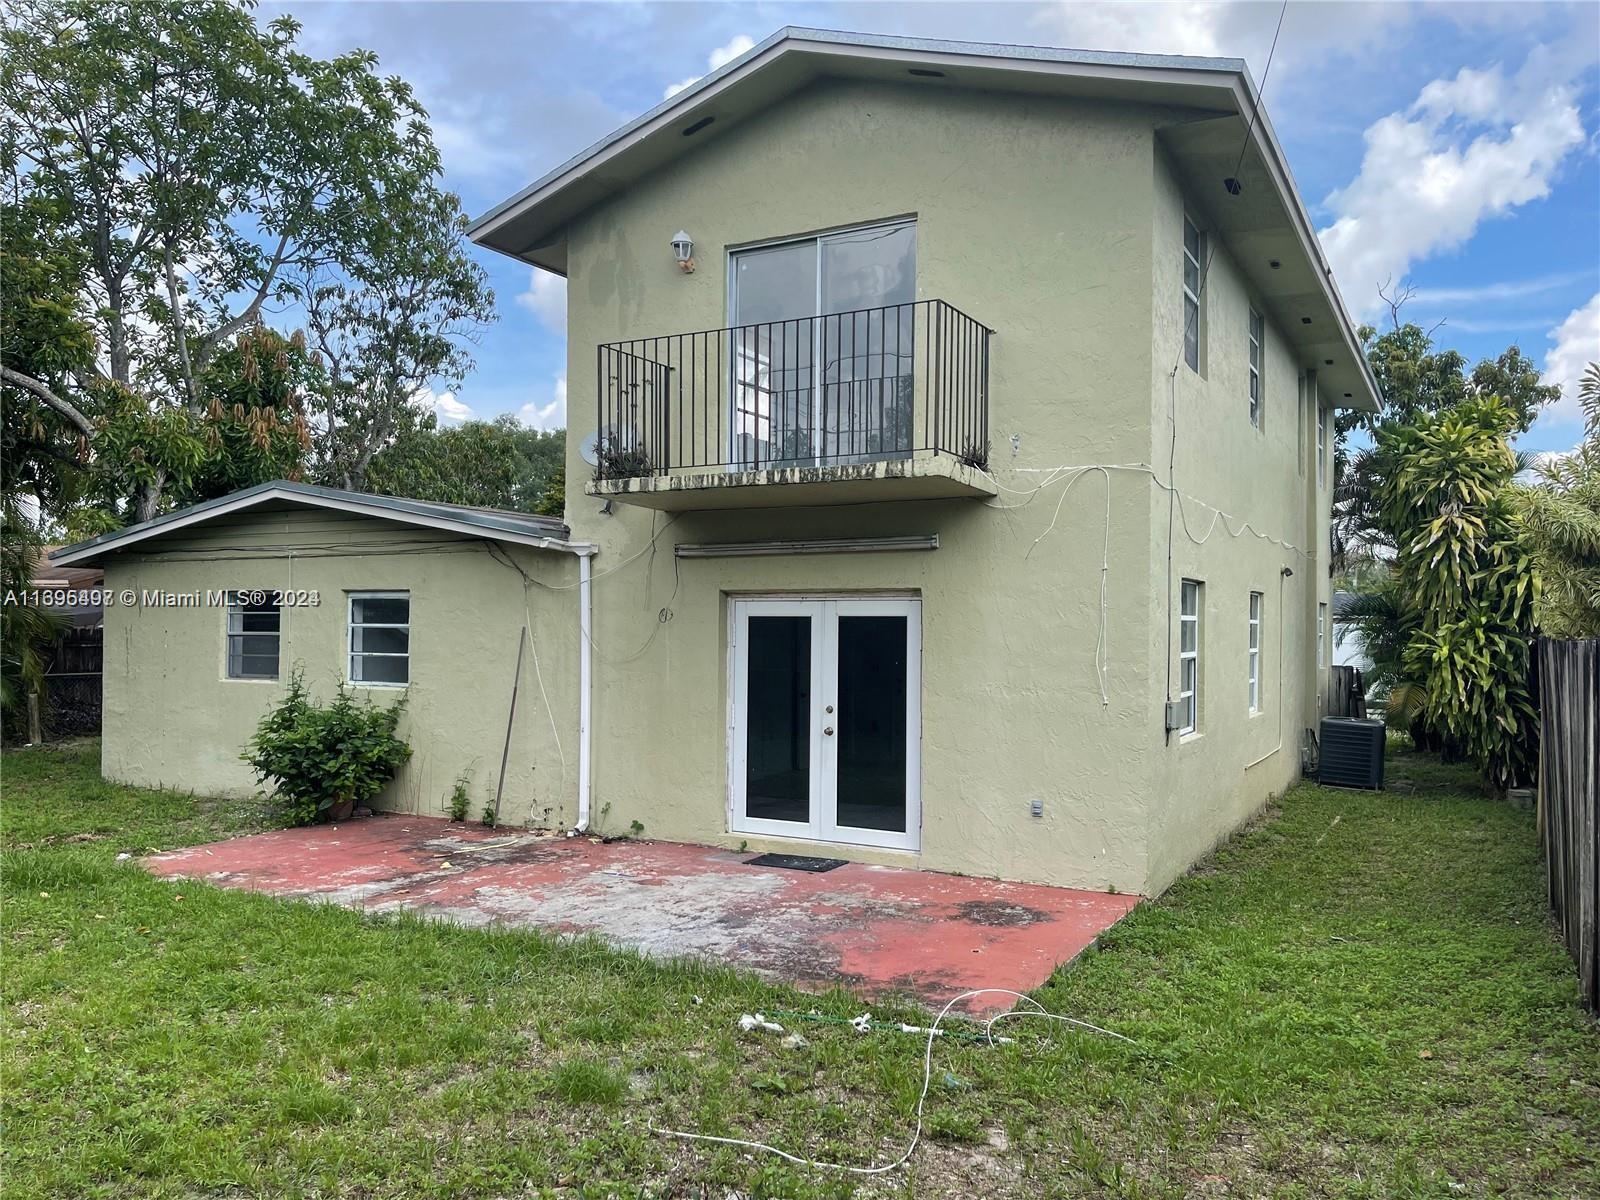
745;853;848;873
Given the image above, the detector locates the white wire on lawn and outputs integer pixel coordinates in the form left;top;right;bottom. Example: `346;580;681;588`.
649;987;1133;1176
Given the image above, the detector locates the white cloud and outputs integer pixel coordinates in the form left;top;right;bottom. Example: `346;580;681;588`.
428;109;525;181
515;269;567;334
663;33;754;99
1407;270;1593;308
1317;46;1586;318
519;375;567;431
1028;1;1414;78
1532;293;1600;434
413;385;473;424
1030;2;1227;57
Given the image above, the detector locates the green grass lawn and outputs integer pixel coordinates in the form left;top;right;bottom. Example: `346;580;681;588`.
3;741;1596;1199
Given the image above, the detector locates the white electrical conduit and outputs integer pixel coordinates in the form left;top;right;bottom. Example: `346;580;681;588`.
1245;567;1291;771
649;988;1133;1176
576;549;593;832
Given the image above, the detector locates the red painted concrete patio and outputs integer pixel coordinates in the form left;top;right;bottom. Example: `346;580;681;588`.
146;816;1140;1015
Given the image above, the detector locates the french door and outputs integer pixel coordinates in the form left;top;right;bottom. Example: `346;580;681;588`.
730;598;921;851
729;220;917;469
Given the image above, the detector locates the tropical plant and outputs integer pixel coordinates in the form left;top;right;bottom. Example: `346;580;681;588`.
242;671;411;825
594;438;652;480
1377;396;1538;787
1516;362;1600;638
1333;575;1411;703
1332;314;1558;571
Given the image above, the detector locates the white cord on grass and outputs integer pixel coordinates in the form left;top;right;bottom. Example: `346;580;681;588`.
648;988;1132;1176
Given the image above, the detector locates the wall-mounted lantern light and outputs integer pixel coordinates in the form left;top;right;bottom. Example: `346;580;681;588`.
671;230;695;274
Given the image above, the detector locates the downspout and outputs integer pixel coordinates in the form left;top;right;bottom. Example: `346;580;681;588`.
576;547;594;832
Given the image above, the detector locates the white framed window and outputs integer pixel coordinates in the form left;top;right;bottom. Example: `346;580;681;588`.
1248;591;1262;713
1247;308;1263;428
1179;579;1202;735
348;591;410;686
1182;215;1204;372
226;592;280;680
1317;601;1328;669
1317;405;1328;488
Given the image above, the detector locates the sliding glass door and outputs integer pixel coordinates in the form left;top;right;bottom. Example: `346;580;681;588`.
730;221;916;469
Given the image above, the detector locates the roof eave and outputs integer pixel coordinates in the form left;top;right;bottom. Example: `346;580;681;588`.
466;27;1249;259
1229;73;1382;412
49;483;590;568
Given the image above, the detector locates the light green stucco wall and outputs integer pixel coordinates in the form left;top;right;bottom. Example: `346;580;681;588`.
1139;147;1333;893
562;80;1170;891
559;79;1335;894
99;78;1339;898
100;505;580;828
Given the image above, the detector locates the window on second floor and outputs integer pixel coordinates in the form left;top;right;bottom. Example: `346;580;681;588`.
1317;405;1328;488
1247;308;1263;428
1183;215;1204;373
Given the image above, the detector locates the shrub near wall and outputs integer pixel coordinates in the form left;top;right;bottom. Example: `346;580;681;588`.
243;671;411;825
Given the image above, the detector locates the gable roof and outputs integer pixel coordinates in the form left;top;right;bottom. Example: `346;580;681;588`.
49;481;589;567
469;27;1250;266
469;26;1380;412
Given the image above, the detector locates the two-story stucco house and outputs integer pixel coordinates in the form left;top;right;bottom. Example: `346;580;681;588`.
56;29;1378;898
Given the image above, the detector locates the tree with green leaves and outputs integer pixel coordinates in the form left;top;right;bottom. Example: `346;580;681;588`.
1378;396;1539;787
1333;314;1558;570
366;417;565;513
1;0;491;525
1516;363;1600;638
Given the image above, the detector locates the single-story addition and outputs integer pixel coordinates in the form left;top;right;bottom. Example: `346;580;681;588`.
55;29;1381;898
51;483;596;829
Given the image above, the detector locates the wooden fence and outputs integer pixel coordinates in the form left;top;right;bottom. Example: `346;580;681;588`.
1327;664;1367;719
41;624;102;738
1537;637;1599;1015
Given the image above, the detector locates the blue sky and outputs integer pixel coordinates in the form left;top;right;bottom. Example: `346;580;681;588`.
270;1;1600;453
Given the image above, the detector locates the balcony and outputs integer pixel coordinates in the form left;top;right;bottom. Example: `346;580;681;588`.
587;299;995;511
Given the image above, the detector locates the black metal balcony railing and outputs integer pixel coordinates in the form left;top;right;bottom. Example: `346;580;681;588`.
594;299;991;479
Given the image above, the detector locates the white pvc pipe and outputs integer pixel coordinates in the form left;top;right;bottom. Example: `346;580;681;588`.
576;548;593;832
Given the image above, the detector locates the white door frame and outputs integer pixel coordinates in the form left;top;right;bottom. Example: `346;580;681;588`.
728;596;922;851
729;598;826;841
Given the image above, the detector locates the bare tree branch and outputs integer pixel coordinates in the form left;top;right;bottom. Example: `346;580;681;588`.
0;366;94;437
194;231;293;369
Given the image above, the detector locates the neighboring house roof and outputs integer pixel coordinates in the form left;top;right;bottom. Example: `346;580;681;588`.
49;481;587;568
469;26;1380;412
31;559;104;590
30;556;105;625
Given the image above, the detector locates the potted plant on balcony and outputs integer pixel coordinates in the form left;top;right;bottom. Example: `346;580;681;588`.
595;436;653;480
242;671;412;825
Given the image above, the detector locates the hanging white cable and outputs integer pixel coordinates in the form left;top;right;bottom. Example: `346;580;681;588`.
981;461;1311;559
649;987;1133;1176
521;594;567;790
1020;465;1113;706
481;542;569;793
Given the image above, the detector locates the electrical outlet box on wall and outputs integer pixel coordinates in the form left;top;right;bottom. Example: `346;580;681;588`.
1164;700;1188;732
